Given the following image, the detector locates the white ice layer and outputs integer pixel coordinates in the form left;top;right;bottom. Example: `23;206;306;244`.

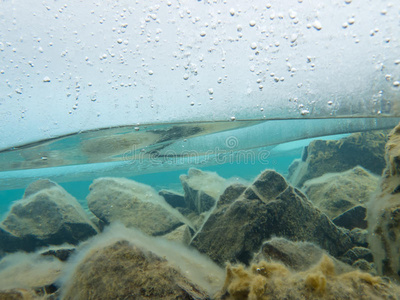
0;0;399;149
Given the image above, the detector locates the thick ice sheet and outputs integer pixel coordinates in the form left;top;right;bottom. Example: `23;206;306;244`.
0;0;399;150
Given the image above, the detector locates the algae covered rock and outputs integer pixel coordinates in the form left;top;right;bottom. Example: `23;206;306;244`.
0;250;64;299
158;189;185;208
253;237;352;274
60;224;225;300
87;177;188;236
161;224;193;245
369;122;400;281
62;240;209;300
180;168;227;214
333;205;367;230
288;130;388;187
191;170;353;266
302;166;378;219
216;255;400;300
1;179;98;252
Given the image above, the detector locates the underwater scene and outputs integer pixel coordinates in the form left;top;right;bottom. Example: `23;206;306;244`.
2;118;400;299
1;0;400;299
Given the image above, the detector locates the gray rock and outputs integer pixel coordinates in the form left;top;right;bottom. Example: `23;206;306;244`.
190;170;353;266
180;168;226;214
341;247;374;266
87;177;188;236
217;183;247;207
23;179;58;198
158;190;185;208
333;205;367;230
348;228;369;248
1;180;98;252
288;131;388;187
41;247;76;262
0;225;36;252
253;237;352;273
162;224;193;245
369;123;400;281
352;259;377;274
302;166;378;219
61;228;223;300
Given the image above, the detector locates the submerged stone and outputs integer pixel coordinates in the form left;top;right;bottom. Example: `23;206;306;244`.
302;166;378;219
62;240;210;300
1;180;98;252
333;205;367;230
60;225;224;300
180;168;227;214
161;224;193;245
191;170;353;266
158;189;186;208
87;177;189;236
288;131;388;187
369;122;400;281
253;237;352;273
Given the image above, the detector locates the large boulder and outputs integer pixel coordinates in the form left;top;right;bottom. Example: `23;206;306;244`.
87;177;189;236
190;170;353;266
62;240;210;300
1;179;98;252
288;131;388;187
302;166;378;219
60;225;225;300
180;168;227;214
369;123;400;281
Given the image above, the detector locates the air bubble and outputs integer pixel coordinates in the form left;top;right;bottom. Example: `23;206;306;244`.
312;20;322;30
301;109;310;115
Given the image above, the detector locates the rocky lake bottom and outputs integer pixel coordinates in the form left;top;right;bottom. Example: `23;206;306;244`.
1;125;400;299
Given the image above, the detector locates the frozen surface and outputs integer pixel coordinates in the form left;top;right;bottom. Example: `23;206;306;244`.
0;0;400;149
0;117;398;190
